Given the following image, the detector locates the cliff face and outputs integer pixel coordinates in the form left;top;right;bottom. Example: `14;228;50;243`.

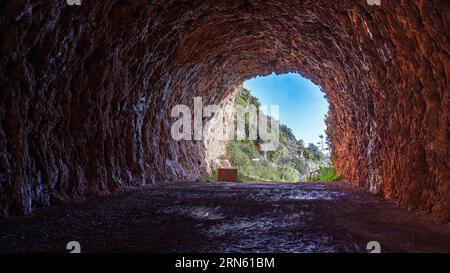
0;1;448;221
203;87;238;172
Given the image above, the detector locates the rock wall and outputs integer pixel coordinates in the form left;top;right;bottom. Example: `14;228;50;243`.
0;0;448;221
203;87;238;172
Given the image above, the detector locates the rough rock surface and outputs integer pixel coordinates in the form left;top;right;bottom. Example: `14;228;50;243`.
203;87;238;171
0;1;448;221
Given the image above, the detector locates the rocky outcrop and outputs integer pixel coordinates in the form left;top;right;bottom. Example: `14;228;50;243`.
203;87;238;171
0;1;448;221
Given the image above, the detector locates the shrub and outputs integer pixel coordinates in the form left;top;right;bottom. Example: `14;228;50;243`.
226;141;253;175
309;167;342;182
202;169;217;182
278;164;298;182
253;161;280;181
318;167;341;182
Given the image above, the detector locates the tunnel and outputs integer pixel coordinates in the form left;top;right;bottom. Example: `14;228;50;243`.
0;0;448;227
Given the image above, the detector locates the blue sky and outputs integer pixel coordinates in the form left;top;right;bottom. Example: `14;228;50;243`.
243;72;329;146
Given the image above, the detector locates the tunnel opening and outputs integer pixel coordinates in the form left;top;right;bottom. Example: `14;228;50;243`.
204;72;337;183
0;0;448;225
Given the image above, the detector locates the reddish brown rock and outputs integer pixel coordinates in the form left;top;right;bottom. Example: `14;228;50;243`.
0;1;448;221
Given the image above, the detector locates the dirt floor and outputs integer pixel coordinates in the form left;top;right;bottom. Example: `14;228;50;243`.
0;181;448;253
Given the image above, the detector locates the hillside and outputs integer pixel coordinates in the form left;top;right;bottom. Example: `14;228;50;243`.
213;86;340;182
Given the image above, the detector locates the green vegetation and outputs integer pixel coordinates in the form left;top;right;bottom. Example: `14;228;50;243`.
307;166;342;182
215;86;341;183
319;167;342;181
202;169;218;182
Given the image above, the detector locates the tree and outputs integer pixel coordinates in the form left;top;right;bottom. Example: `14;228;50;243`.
318;134;325;151
307;143;323;161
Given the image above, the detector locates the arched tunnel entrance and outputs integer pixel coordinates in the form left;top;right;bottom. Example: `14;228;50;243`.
204;72;333;183
0;0;449;253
